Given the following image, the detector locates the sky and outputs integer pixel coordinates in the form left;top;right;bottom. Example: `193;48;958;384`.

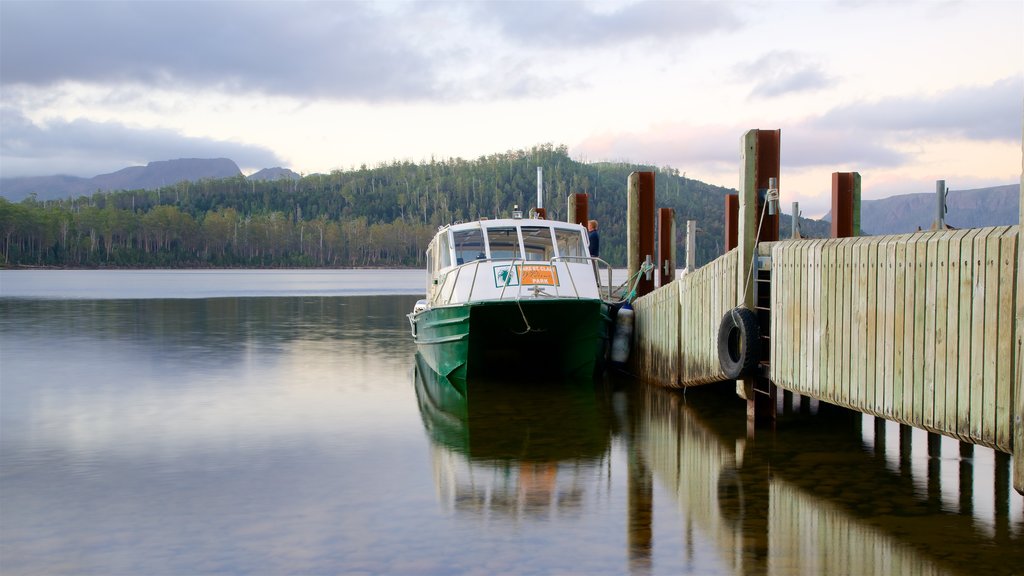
0;0;1021;217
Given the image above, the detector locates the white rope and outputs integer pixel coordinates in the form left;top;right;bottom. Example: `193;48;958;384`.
739;195;771;310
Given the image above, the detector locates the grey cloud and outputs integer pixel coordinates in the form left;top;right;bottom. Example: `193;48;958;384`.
473;0;742;48
0;1;437;101
0;1;741;102
0;107;282;178
737;51;834;98
813;76;1022;141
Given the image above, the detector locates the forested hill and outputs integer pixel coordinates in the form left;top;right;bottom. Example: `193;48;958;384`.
0;144;825;269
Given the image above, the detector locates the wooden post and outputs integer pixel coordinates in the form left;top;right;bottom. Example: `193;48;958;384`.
658;208;676;286
831;172;858;238
686;220;696;273
737;129;780;428
627;172;656;298
791;201;800;239
1015;121;1023;495
725;194;739;253
567;193;588;227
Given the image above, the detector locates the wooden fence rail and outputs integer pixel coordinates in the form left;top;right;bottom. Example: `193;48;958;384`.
767;226;1018;453
633;247;738;386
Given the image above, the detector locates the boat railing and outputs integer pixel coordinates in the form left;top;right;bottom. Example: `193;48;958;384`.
549;256;615;301
434;256;609;306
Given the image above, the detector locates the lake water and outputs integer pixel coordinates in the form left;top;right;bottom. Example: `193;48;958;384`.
1;270;1021;575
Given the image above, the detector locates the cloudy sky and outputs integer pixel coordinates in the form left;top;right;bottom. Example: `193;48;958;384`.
1;0;1020;216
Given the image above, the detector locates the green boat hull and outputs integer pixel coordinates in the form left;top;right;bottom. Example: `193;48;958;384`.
411;299;612;391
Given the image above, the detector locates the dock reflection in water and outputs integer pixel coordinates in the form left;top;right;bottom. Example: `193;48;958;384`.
633;384;1023;575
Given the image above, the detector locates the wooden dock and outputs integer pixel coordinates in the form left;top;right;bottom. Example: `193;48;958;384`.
625;129;1024;495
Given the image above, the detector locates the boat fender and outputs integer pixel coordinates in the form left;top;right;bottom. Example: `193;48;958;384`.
717;307;760;379
610;303;634;364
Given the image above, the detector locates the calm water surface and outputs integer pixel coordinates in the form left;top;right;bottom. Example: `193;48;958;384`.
1;270;1021;575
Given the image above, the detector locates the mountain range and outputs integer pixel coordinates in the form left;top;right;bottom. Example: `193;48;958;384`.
0;158;300;202
1;157;1018;235
823;184;1020;234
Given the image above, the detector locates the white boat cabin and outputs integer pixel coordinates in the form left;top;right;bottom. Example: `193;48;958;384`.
424;218;607;306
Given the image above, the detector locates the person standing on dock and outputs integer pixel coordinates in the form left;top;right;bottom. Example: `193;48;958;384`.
588;220;600;257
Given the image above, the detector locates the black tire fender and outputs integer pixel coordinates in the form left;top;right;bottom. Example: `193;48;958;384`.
717;307;760;379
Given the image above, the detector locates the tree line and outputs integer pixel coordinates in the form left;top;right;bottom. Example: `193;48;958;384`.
1;144;822;269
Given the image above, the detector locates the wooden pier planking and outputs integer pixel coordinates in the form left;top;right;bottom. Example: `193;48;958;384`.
632;226;1019;456
997;229;1016;448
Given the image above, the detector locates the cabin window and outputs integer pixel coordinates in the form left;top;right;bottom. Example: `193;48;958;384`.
437;231;452;268
452;227;485;265
485;227;522;260
521;226;555;261
555;228;586;258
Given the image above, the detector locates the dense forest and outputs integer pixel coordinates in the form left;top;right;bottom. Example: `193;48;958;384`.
0;144;826;269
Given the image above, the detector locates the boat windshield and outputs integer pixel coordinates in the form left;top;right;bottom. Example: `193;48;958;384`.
521;226;555;261
554;228;586;258
486;227;521;260
452;227;485;265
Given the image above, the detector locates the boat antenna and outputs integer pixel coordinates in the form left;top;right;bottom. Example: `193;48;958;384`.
534;166;546;218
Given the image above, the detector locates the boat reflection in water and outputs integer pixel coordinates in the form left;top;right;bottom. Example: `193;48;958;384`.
413;353;616;521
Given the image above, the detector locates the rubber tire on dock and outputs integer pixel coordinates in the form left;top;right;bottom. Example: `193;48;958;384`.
717;307;760;380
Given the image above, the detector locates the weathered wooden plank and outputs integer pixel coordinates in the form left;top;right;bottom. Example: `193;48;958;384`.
865;237;879;414
895;235;910;421
883;235;897;418
923;233;939;429
957;228;980;441
850;238;863;408
811;239;823;398
970;228;996;443
944;230;969;435
933;232;952;432
996;227;1016;451
794;240;806;391
982;229;1003;445
840;238;853;406
912;235;928;428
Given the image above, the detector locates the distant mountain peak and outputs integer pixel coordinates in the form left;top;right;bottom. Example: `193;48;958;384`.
1;158;247;201
247;167;300;181
822;184;1019;234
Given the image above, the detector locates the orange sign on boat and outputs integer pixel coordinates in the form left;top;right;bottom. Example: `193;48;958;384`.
519;265;558;286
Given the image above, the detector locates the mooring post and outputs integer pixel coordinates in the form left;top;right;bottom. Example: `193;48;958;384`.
627;172;656;297
725;194;739;254
737;129;780;428
658;208;676;286
686;220;696;274
831;172;861;238
567;193;588;227
936;179;947;230
791;202;800;239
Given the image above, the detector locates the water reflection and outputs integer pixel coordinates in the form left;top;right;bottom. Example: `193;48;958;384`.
634;384;1024;575
413;354;616;522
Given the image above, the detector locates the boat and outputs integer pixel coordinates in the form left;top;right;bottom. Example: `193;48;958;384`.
407;209;617;391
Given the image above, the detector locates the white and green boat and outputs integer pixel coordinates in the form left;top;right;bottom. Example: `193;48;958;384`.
408;214;616;391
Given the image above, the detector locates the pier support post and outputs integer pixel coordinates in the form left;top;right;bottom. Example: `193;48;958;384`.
1015;124;1023;495
658;208;676;286
725;194;739;254
737;129;780;429
627;172;656;298
831;172;861;238
686;220;696;274
567;193;588;227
